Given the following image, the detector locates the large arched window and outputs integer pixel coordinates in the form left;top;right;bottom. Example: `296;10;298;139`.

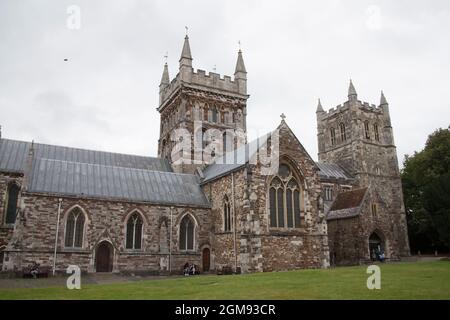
4;182;20;224
339;123;347;142
126;212;143;250
65;207;85;248
179;215;195;251
269;163;303;228
223;195;232;232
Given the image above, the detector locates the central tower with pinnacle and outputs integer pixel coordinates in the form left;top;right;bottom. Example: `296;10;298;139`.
157;34;249;173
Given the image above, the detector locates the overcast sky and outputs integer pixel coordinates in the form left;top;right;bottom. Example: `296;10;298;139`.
1;0;449;166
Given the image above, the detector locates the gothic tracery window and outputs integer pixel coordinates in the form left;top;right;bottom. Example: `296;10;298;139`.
65;207;85;248
269;164;303;228
179;215;195;251
126;212;143;250
4;182;20;224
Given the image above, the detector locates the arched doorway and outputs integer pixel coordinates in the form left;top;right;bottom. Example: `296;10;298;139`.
202;248;210;272
369;232;384;261
96;241;113;272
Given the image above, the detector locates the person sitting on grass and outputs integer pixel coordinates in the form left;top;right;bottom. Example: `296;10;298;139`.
378;251;386;263
30;262;40;279
183;262;190;276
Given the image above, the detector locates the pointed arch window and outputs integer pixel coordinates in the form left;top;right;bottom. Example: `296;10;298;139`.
212;107;218;123
339;123;347;142
223;195;232;232
126;212;143;250
222;132;227;155
269;164;303;229
180;215;195;251
374;123;380;142
364;121;371;139
330;128;336;146
65;207;85;248
4;182;20;224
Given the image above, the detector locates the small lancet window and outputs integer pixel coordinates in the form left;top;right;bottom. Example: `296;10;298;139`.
374;123;380;142
364;121;370;140
340;123;347;142
330;128;336;146
5;183;20;224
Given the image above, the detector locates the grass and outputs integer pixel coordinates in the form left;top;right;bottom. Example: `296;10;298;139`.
0;261;449;300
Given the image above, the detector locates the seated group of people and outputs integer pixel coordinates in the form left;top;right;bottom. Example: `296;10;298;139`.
372;249;386;262
183;262;199;276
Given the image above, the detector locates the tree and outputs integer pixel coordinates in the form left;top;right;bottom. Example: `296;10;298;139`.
401;127;450;253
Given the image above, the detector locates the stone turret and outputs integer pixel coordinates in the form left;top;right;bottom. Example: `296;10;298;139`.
159;63;170;105
348;79;357;101
234;49;247;95
179;35;193;82
316;98;324;114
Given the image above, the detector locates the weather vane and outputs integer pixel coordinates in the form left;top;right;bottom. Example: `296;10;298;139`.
280;113;286;121
164;51;168;64
185;26;188;36
238;40;241;51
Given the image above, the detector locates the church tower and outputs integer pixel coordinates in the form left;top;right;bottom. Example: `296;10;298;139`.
317;81;410;257
157;35;249;173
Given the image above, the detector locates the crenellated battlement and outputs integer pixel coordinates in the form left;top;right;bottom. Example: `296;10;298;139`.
159;67;246;108
320;99;384;120
159;35;248;110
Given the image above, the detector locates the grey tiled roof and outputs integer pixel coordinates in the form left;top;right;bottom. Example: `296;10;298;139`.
0;138;172;173
1;138;209;207
27;157;209;207
316;162;353;181
326;188;368;221
201;132;272;184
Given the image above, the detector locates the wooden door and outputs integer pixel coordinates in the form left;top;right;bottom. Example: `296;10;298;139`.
202;248;210;272
96;241;113;272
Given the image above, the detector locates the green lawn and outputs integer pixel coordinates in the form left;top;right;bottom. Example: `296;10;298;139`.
0;261;449;299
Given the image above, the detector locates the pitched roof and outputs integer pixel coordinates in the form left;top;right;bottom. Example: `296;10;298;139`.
27;157;209;207
201;132;271;184
0;138;172;173
0;138;209;207
316;162;353;181
326;187;368;220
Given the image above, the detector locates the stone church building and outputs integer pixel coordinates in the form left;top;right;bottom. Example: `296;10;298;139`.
0;35;409;275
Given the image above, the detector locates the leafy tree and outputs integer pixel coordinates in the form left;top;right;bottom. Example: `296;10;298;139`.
401;127;450;253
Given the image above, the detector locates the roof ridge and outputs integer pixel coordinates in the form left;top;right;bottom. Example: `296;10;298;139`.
1;137;162;161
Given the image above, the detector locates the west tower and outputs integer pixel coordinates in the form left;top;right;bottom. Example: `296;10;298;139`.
157;35;249;173
317;81;410;258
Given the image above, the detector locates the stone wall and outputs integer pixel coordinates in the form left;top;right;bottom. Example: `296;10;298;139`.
240;122;330;272
327;186;404;265
201;167;247;272
318;95;410;262
2;193;211;274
